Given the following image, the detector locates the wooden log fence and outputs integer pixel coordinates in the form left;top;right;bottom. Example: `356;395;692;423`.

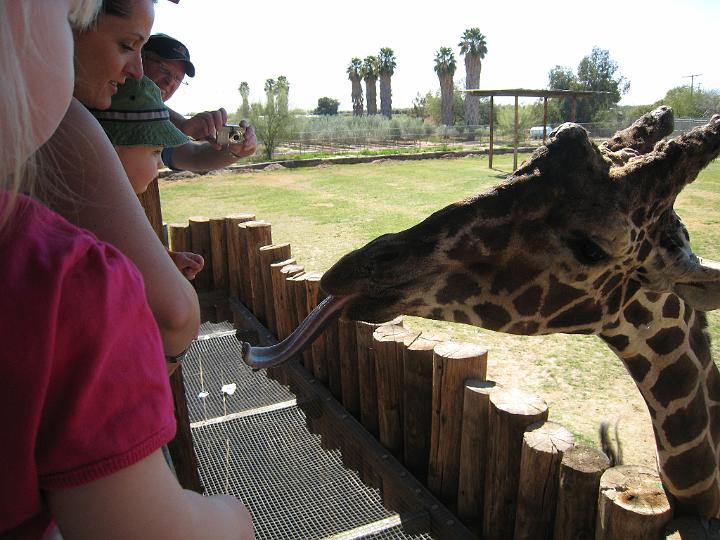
161;211;678;537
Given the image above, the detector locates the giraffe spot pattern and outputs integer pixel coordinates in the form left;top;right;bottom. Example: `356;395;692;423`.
662;388;708;447
676;482;720;517
646;327;685;356
453;310;471;325
541;275;586;317
688;314;711;368
707;368;720;402
472;303;511;331
623;300;654;328
710;405;720;448
661;295;680;318
621;354;652;383
663;437;716;491
631;208;646;227
512;285;543;316
602;333;629;352
601;274;623;297
473;223;512;252
623;279;642;305
650;354;698;408
637;240;653;262
436;272;482;304
490;262;541;295
606;285;623;316
592;270;612;290
548;299;603;329
643;290;660;301
508;320;540;334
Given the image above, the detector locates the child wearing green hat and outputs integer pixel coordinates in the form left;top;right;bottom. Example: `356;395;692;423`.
90;76;204;280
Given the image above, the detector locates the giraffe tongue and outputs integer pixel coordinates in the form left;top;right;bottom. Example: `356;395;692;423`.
239;295;353;370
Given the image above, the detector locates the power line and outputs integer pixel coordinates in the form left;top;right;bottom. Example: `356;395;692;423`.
683;74;702;96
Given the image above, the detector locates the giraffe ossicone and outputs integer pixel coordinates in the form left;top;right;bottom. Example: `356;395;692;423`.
243;106;720;518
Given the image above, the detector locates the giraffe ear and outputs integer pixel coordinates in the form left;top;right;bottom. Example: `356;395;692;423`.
672;259;720;311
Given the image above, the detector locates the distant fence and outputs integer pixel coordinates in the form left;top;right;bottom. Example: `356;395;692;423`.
264;117;713;159
157;211;703;538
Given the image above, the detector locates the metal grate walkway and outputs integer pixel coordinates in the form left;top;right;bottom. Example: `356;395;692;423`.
182;332;438;539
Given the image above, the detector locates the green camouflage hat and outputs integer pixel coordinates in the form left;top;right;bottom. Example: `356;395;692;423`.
89;76;188;148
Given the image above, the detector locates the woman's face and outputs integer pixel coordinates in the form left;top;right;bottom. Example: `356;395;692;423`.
4;1;78;158
115;145;164;194
74;0;155;109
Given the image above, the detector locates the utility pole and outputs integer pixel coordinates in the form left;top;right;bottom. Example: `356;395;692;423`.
683;73;702;96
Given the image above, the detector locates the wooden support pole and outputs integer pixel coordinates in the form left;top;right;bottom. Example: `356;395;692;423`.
166;364;203;493
225;214;255;301
595;466;672;540
270;259;298;340
403;331;449;483
137;178;164;243
338;316;360;418
489;96;494;169
245;221;272;323
514;421;574;540
542;96;549;143
209;217;228;291
428;341;488;510
482;387;548;540
258;243;291;336
554;445;610;540
304;274;329;383
356;318;403;438
570;96;577;122
237;220;263;310
456;378;501;533
188;216;212;293
513;95;519;172
372;324;413;459
289;273;312;368
168;223;190;253
324;314;341;401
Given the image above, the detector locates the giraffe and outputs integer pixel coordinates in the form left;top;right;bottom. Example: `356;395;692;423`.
243;107;720;517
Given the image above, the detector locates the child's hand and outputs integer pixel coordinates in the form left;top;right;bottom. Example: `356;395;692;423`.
168;250;204;280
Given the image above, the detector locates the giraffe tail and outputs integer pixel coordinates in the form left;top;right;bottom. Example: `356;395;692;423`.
599;421;624;467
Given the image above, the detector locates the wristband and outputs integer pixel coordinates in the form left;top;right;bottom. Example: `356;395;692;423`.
165;347;189;364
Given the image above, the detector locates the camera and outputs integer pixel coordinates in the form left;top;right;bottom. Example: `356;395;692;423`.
216;124;245;146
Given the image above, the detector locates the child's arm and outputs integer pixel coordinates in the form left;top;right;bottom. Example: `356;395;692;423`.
48;449;255;540
42;99;200;356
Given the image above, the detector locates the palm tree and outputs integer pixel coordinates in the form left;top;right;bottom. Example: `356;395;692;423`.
434;47;456;126
377;47;396;118
361;56;379;115
347;58;364;116
238;81;250;119
275;75;289;115
459;28;488;130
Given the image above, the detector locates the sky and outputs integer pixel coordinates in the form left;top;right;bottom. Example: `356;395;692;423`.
153;0;720;116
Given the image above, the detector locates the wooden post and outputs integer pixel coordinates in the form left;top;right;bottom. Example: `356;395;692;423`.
189;216;212;293
514;421;574;540
338;316;360;418
209;217;228;291
168;223;190;253
489;96;494;169
513;94;519;172
258;243;291;335
542;96;549;143
225;214;255;301
456;378;501;533
245;221;272;322
137;178;164;243
596;466;672;540
269;259;297;339
300;272;323;371
166;365;203;493
482;387;548;540
356;318;403;437
289;273;312;368
237;220;263;309
324;315;341;401
428;341;488;510
554;445;610;540
570;96;577;122
372;324;413;459
305;275;328;383
403;331;449;483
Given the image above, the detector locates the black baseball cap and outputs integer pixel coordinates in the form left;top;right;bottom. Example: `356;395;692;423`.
143;33;196;77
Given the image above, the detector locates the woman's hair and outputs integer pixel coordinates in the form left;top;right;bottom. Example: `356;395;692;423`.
0;0;101;217
100;0;158;19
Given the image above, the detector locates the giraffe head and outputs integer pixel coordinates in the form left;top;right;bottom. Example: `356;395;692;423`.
320;107;720;334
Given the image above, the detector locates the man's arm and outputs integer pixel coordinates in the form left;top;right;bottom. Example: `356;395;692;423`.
42;98;200;356
165;123;257;173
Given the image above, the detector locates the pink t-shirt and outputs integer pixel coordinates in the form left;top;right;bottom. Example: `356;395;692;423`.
0;195;177;539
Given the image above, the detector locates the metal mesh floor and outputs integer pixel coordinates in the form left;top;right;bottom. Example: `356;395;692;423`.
183;335;294;423
186;331;437;539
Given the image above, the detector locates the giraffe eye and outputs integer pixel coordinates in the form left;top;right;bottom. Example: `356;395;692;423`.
566;236;610;266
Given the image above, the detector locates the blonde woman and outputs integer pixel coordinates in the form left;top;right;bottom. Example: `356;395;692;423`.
0;2;253;538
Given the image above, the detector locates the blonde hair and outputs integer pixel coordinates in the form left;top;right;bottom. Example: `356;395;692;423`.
0;0;101;220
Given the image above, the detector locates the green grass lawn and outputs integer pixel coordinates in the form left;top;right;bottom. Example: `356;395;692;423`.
160;152;720;465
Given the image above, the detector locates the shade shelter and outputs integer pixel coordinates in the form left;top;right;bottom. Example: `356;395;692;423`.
464;89;609;171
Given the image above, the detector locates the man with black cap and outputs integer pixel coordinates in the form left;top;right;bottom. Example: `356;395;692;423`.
142;33;257;173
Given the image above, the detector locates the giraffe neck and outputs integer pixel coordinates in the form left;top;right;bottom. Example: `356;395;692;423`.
601;292;720;515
